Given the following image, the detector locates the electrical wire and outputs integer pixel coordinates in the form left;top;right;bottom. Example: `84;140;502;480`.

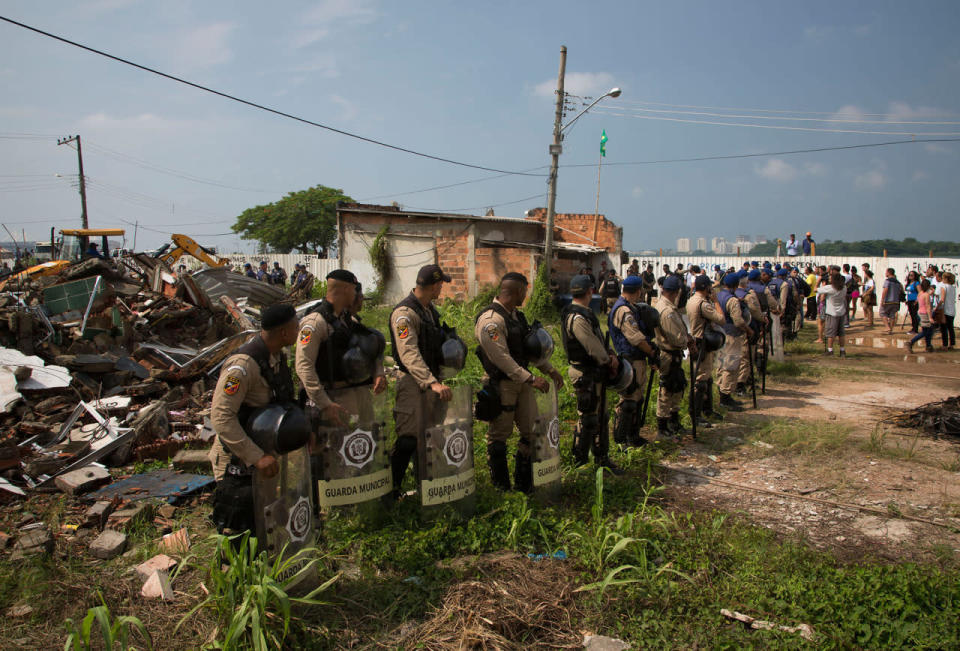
117;218;235;238
590;108;960;136
358;167;548;202
560;137;960;168
602;104;960;125
0;15;546;178
616;97;958;119
404;192;545;213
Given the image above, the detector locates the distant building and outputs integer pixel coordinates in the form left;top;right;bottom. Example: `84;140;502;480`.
755;234;768;244
676;238;691;253
696;237;707;251
711;237;727;254
736;234;749;244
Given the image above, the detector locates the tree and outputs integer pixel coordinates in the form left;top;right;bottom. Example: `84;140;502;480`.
232;185;353;256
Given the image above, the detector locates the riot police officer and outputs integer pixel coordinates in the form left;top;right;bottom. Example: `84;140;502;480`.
654;275;696;439
209;304;300;533
560;274;621;471
388;265;454;497
716;273;754;409
736;271;767;396
608;275;659;446
687;274;724;424
475;272;563;492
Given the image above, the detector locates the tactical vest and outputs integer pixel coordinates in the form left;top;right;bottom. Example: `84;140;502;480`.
602;277;621;298
390;292;443;378
310;300;355;385
717;288;744;336
561;302;605;370
475;302;531;381
608;296;646;361
748;281;770;312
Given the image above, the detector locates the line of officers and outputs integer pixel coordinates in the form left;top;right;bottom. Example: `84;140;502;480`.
205;261;796;534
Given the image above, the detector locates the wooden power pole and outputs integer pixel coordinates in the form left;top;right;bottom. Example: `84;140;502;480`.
57;135;89;229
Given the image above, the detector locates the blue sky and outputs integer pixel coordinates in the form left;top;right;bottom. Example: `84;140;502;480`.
2;0;959;253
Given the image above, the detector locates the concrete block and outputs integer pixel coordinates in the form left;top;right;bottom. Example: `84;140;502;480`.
84;501;115;529
140;570;174;600
135;553;177;581
54;466;111;496
172;449;211;473
14;528;52;555
107;502;154;531
89;529;127;560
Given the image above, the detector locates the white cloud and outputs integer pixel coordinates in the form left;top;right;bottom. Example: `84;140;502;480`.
533;72;616;98
292;0;380;48
911;170;928;182
832;104;868;122
885;101;951;122
331;94;357;120
171;22;236;68
804;162;827;176
291;55;340;78
755;158;798;182
631;186;644;198
79;0;139;13
77;112;201;132
803;25;835;41
924;142;953;154
855;170;887;190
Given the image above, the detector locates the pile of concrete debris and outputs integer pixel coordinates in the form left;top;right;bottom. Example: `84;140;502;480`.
0;253;288;503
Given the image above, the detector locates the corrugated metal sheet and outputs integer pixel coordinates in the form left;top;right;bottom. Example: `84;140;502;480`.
190;267;287;307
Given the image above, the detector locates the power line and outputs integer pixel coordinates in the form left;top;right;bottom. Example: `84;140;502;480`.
404;192;545;213
603;104;960;126
117;218;235;238
559;138;960;168
0;15;546;178
616;97;958;119
357;167;548;202
590;108;960;136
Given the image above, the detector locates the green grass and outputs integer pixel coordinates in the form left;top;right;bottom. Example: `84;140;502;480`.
746;418;851;458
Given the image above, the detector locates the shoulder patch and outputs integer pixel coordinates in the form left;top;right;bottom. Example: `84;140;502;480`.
223;375;241;396
395;316;410;339
485;323;500;341
224;364;247;376
299;327;313;345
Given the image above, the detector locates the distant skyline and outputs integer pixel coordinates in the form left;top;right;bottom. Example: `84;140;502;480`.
2;1;959;254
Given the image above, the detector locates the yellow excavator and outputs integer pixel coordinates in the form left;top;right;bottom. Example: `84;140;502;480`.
0;228;125;289
154;233;230;268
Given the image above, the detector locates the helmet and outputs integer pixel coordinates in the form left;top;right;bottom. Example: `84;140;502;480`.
245;404;310;454
635;302;660;335
609;355;635;394
441;330;467;370
523;322;554;366
340;329;386;384
702;326;725;352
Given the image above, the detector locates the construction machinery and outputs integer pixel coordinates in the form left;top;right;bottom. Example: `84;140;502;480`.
154;234;230;268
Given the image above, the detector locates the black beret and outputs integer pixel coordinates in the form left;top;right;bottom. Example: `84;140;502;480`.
326;269;358;285
261;303;297;330
501;272;528;284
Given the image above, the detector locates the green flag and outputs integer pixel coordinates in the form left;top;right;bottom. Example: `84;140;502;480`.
600;129;608;157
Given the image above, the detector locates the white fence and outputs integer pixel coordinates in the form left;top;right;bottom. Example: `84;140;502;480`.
180;253;339;280
624;255;960;277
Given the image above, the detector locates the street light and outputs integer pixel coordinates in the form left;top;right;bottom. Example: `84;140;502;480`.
542;46;620;282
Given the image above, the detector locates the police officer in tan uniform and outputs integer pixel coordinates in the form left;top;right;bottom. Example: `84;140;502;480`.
388;265;453;497
560;274;621;471
687;274;724;424
655;275;695;439
475;272;563;492
209;304;300;533
608;275;659;446
716;273;754;410
735;272;767;396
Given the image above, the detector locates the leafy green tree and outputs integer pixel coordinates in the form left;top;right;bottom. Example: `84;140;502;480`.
232;185;353;255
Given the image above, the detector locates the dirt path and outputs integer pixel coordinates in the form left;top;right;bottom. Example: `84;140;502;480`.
660;324;960;563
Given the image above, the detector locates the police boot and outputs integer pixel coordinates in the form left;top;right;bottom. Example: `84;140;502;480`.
719;392;744;411
693;389;713;429
389;435;418;501
572;423;593;467
656;417;674;441
704;380;723;420
487;441;511;491
593;425;624;475
670;411;689;435
613;401;639;447
735;382;746;396
513;443;534;494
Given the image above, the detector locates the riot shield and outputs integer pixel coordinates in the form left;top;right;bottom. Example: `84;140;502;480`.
530;382;561;500
314;390;392;520
253;446;315;587
418;385;476;519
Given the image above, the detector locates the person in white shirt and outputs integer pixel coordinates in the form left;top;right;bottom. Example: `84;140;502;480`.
861;269;876;327
816;271;848;358
938;271;956;350
786;234;799;257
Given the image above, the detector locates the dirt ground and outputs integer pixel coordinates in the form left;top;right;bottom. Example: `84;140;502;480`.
661;321;960;563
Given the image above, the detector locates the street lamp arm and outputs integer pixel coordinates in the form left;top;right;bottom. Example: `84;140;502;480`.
560;88;622;134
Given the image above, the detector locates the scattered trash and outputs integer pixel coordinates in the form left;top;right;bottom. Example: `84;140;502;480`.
135;553;177;581
527;550;568;561
752;440;774;449
141;569;174;600
85;469;214;504
882;396;960;442
721;608;815;641
160;527;190;553
583;634;631;650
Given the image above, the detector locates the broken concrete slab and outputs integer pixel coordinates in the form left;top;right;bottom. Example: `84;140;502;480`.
583;635;631;650
0;347;71;391
140;569;174;600
54;466;111;495
160;528;190;553
135;553;177;581
107;502;155;531
172;449;211;473
89;529;127;560
84;501;116;530
14;527;53;556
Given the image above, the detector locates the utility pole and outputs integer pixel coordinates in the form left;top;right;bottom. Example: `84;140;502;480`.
542;45;566;280
132;220;139;251
57;135;89;229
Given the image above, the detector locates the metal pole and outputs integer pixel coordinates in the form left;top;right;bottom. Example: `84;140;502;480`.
57;135;89;230
749;341;757;408
542;45;566;280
